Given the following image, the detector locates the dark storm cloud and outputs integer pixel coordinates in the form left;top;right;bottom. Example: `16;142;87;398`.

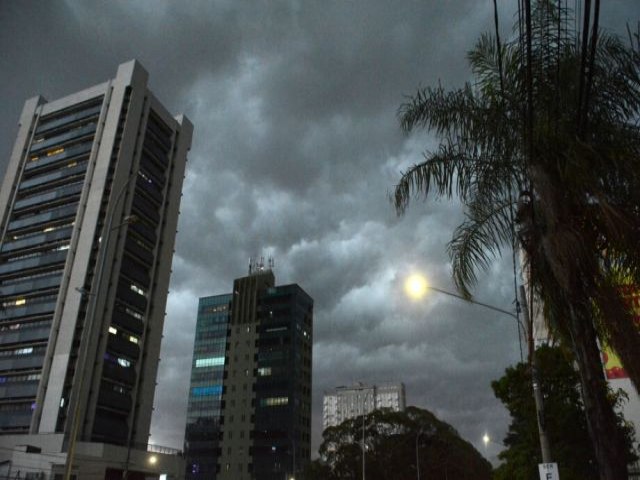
1;0;638;463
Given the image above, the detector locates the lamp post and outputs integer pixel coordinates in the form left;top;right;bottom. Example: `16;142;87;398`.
351;383;373;480
404;274;522;332
403;274;552;464
63;170;139;480
415;425;435;480
415;430;422;480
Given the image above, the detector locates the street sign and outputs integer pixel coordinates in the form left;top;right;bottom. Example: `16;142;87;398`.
538;463;559;480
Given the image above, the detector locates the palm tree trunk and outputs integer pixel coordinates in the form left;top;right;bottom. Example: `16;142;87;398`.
567;303;628;480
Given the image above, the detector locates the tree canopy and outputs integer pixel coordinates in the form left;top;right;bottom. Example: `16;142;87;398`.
301;406;492;480
492;345;637;480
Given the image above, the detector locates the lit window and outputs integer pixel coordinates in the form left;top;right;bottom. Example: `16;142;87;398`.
130;284;146;296
16;347;33;355
117;358;131;368
260;396;289;407
30;155;40;162
192;385;223;396
109;327;117;335
195;356;225;368
46;147;65;157
67;161;77;168
125;308;144;321
56;245;70;251
128;336;138;344
15;299;26;306
43;227;55;233
257;367;271;377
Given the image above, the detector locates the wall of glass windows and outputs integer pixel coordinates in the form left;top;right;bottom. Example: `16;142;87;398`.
0;97;103;434
184;293;232;480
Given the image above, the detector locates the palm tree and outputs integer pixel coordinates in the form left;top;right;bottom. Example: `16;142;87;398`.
394;1;640;479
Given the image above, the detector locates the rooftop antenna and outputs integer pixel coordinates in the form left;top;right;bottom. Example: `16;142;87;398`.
248;254;275;275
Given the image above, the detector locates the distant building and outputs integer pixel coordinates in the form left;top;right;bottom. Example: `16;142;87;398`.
0;60;191;479
184;264;313;480
322;383;406;431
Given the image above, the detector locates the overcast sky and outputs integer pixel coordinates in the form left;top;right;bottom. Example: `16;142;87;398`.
1;0;638;463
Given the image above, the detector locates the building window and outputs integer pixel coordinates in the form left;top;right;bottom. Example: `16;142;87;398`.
260;396;289;407
192;385;223;396
195;356;225;368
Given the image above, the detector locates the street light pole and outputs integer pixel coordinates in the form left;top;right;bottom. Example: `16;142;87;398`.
352;384;373;480
415;430;421;480
519;285;552;463
425;285;520;322
63;170;138;480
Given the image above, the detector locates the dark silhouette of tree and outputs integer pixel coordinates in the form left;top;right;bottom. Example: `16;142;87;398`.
393;1;640;478
301;406;491;480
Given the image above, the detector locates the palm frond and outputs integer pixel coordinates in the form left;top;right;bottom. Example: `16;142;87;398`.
448;197;516;297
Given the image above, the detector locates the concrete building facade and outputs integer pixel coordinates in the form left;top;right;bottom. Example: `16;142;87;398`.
184;267;313;480
0;60;191;479
322;383;406;431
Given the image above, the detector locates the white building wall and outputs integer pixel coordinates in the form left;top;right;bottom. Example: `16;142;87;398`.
322;383;406;431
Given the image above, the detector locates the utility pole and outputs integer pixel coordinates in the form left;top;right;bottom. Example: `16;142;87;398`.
519;285;552;463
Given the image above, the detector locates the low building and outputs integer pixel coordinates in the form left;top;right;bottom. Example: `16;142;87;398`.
322;383;406;431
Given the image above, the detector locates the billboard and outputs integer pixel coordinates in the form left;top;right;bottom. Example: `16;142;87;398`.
602;284;640;380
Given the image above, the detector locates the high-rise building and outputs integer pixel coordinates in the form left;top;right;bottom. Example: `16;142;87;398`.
322;383;406;431
184;265;313;480
0;60;192;479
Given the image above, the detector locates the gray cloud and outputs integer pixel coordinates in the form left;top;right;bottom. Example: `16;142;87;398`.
1;0;638;465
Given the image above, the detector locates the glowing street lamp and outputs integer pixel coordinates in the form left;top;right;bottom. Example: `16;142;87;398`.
405;273;428;300
404;273;520;322
482;433;504;448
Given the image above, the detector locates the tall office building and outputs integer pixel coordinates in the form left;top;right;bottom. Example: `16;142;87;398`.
0;60;192;478
184;265;313;480
322;383;406;431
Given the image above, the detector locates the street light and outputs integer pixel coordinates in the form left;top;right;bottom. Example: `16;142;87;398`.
404;273;521;325
482;433;503;448
63;170;139;480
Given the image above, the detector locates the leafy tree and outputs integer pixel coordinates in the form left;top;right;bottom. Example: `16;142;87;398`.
492;345;636;480
302;406;492;480
393;1;640;478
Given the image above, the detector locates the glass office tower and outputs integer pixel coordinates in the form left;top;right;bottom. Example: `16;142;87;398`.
185;294;232;479
185;267;313;480
0;60;192;478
